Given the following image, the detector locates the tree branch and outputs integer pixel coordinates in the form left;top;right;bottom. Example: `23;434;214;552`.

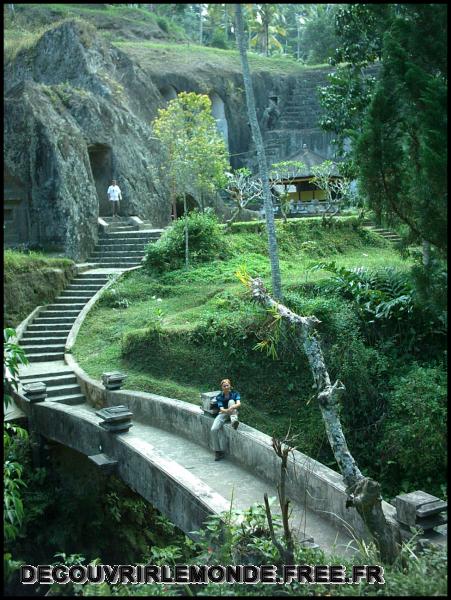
248;276;402;563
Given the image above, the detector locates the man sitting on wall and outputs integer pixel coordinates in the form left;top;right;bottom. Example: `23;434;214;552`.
210;378;241;461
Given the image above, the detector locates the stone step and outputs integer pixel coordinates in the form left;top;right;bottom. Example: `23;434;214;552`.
96;262;141;269
23;329;71;338
97;238;159;247
61;287;99;294
91;248;145;255
94;257;141;264
48;393;86;406
52;298;90;306
95;245;148;253
20;370;74;382
67;282;105;288
27;351;65;362
26;323;72;332
20;336;68;346
43;302;85;309
33;317;77;325
90;254;144;261
20;374;78;389
74;274;110;281
38;310;80;318
45;384;82;398
24;343;66;353
100;231;162;239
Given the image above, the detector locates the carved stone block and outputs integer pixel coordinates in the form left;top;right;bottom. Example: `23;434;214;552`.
201;391;220;416
22;382;47;403
395;491;447;530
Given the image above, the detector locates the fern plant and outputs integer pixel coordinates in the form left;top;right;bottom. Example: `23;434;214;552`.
309;262;416;347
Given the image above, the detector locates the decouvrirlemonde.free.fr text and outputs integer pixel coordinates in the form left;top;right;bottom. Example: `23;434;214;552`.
21;564;385;585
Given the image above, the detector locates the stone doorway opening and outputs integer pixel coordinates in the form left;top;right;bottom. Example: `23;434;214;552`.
210;92;229;152
173;194;198;220
88;144;112;217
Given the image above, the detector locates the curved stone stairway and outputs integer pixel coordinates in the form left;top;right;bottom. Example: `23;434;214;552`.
17;271;110;406
16;217;164;403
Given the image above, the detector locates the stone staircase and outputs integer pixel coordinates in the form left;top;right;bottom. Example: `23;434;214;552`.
20;367;86;406
87;217;163;268
362;220;402;244
19;272;109;363
247;72;335;170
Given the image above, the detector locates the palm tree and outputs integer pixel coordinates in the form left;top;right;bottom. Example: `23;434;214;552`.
249;4;286;56
234;3;283;299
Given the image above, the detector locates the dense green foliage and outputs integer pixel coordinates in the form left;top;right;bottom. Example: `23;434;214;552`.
356;5;447;252
4;440;194;595
144;210;228;272
319;4;447;254
378;364;447;495
4;329;29;587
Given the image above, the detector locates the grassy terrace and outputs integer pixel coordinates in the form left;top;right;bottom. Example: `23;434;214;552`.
72;218;410;408
115;40;329;76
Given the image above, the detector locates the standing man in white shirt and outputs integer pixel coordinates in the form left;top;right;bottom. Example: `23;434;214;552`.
107;179;122;217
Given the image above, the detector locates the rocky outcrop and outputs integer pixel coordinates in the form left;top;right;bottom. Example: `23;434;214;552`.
4;18;336;261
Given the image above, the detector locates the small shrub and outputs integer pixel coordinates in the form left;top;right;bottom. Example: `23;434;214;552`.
209;28;229;50
144;209;228;272
98;288;130;309
156;17;169;33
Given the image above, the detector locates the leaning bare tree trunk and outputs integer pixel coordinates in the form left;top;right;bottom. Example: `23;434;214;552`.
234;4;283;300
247;276;401;563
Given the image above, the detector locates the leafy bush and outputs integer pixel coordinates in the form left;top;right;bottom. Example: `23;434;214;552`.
378;363;447;495
156;16;169;33
143;210;228;272
309;262;446;357
209;28;229;49
98;287;130;309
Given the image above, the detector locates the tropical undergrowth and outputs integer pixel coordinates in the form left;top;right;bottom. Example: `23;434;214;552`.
4;438;195;596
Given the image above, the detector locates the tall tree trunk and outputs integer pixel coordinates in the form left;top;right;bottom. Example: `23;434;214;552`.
234;3;283;300
264;20;269;56
296;22;301;60
184;195;189;269
199;4;203;45
246;276;402;563
223;5;229;41
422;239;431;268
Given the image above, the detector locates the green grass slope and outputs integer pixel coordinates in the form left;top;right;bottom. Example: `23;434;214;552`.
72;219;406;460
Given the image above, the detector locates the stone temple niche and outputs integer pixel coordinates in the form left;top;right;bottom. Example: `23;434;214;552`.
210;92;229;152
87;144;112;217
4;168;31;247
160;85;178;104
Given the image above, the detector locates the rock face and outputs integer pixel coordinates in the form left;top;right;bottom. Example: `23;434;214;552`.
4;18;336;261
